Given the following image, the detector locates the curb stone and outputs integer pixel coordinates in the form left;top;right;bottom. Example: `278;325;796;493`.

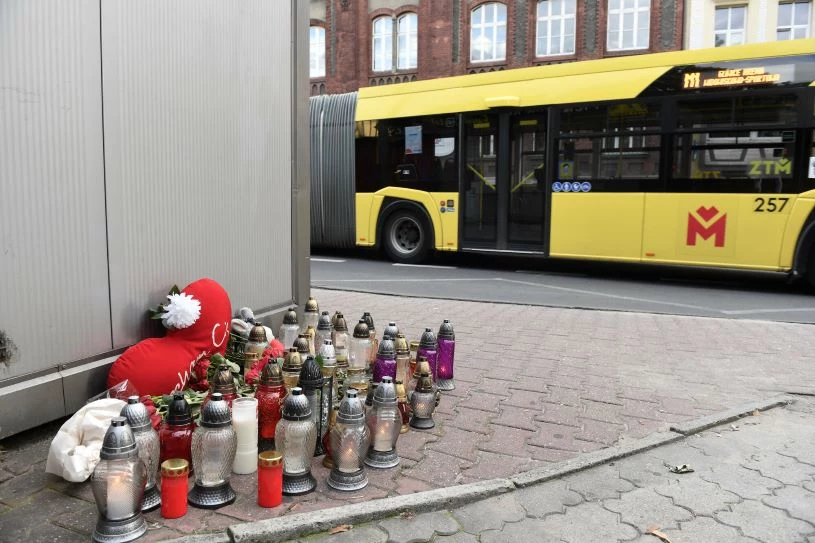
668;395;792;436
164;397;794;543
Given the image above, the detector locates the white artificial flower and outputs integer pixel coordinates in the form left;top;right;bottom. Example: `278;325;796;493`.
162;292;202;329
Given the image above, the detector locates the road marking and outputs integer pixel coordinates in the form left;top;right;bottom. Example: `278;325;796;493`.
313;277;491;283
720;307;815;315
495;278;722;313
310;258;347;263
393;263;457;269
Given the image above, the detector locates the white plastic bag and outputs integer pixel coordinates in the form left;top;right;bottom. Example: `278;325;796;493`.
45;398;126;482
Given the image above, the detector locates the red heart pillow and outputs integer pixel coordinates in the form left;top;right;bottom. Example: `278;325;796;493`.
107;278;232;396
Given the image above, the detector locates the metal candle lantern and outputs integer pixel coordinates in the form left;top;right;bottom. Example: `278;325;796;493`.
332;312;350;368
189;393;237;508
362;312;378;368
383;321;400;340
327;389;371;491
436;320;456;391
409;373;437;429
407;356;433;398
298;356;328;456
277;388;317;495
209;364;238;407
282;348;303;394
417;328;439;382
159;392;194;467
279;307;300;349
256;360;285;452
365;377;402;469
394;333;411;389
294;334;311;365
315;311;333;353
372;335;397;384
303;296;320;333
319;339;339;401
90;417;147;543
120;397;161;512
348;320;371;372
244;323;268;373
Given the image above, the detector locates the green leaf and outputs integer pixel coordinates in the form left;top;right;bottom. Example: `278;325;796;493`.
315;354;324;368
227;361;241;374
169;285;181;296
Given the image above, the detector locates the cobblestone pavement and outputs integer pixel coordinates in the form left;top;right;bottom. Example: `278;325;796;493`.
300;396;815;543
1;289;814;541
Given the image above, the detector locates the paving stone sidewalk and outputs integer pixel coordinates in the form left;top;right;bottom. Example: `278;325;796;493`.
299;396;815;543
1;289;814;541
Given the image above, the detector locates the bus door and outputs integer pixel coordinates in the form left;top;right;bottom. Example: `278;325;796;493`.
460;111;548;253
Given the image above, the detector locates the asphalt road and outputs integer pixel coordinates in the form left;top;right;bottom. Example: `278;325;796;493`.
310;250;815;324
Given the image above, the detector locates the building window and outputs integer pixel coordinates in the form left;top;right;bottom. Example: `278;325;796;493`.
397;13;418;70
373;16;394;72
714;6;746;47
536;0;576;56
309;26;325;78
778;1;811;40
470;3;507;62
607;0;651;51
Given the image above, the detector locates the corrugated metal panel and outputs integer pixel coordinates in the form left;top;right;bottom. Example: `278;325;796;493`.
101;0;294;346
0;0;111;379
309;92;357;248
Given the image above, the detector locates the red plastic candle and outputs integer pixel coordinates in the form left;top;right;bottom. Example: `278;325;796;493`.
256;361;286;451
160;459;189;519
257;451;283;508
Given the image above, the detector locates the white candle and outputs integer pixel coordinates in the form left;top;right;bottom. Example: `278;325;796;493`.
338;444;358;473
106;475;130;520
232;398;258;474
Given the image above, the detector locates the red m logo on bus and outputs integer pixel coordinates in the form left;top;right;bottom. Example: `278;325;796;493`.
687;206;726;247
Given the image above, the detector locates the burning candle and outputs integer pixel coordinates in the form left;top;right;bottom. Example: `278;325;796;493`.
339;445;358;473
373;420;394;452
106;474;131;520
160;459;189;519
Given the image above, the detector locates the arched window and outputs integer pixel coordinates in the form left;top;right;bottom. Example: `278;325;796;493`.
397;13;418;70
372;16;394;72
470;3;507;62
309;26;325;78
536;0;576;56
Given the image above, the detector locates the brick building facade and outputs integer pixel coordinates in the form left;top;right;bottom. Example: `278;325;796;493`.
309;0;684;96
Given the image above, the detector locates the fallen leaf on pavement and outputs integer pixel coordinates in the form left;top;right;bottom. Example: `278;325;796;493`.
730;424;740;431
752;410;760;416
668;464;694;474
646;526;673;543
398;511;415;520
330;524;353;535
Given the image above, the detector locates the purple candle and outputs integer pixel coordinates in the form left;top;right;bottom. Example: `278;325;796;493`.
436;320;455;391
372;336;397;383
417;328;438;381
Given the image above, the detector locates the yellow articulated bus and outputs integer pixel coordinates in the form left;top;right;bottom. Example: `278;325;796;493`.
309;40;815;287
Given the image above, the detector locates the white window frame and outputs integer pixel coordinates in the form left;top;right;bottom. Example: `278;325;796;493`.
372;16;394;72
470;3;508;63
536;0;577;56
397;13;418;70
777;1;811;40
309;26;325;79
606;0;651;52
714;5;747;47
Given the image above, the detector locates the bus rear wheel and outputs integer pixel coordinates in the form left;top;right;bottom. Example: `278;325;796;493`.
383;209;431;264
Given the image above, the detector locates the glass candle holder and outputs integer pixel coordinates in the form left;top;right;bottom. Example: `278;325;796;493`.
244;323;268;373
91;418;147;543
327;389;370;491
232;397;259;475
332;313;350;367
302;296;320;333
315;311;333;353
208;364;238;407
394;334;411;389
120;397;161;512
372;336;397;383
282;349;303;395
436;320;456;390
348;320;371;371
277;388;317;495
256;361;285;452
417;328;438;382
257;451;283;508
294;334;311;365
362;312;378;369
160;392;195;468
364;377;402;469
160;459;189;519
298;356;327;456
189;393;237;509
409;373;437;430
279;307;300;349
395;381;410;434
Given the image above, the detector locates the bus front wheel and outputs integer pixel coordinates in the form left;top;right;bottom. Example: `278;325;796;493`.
382;209;431;264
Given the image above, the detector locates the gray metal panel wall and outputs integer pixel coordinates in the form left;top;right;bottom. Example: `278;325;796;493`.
0;0;111;380
101;0;295;346
309;92;357;248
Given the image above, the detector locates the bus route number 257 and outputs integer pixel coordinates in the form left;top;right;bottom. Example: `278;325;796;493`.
753;197;789;213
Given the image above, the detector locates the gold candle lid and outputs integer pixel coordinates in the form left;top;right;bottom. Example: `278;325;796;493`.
394;334;409;355
414;359;431;378
161;458;189;477
258;450;283;468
